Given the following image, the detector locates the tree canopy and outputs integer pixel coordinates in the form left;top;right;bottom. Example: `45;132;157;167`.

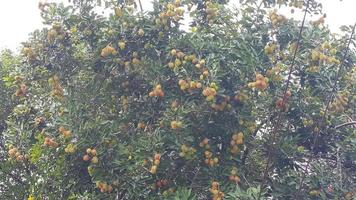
0;0;355;199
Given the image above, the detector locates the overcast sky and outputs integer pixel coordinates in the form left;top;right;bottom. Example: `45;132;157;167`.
0;0;355;52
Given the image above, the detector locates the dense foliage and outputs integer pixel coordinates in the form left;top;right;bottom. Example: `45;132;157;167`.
0;0;355;199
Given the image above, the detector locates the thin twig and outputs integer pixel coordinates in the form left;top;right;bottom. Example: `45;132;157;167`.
282;0;310;102
335;121;356;129
322;23;356;120
257;1;311;199
137;0;143;12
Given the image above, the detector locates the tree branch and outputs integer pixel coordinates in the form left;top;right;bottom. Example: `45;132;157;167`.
137;0;143;12
257;0;311;198
335;121;356;129
322;23;356;119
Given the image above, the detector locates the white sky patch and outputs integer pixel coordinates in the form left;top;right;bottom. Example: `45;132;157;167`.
0;0;355;51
